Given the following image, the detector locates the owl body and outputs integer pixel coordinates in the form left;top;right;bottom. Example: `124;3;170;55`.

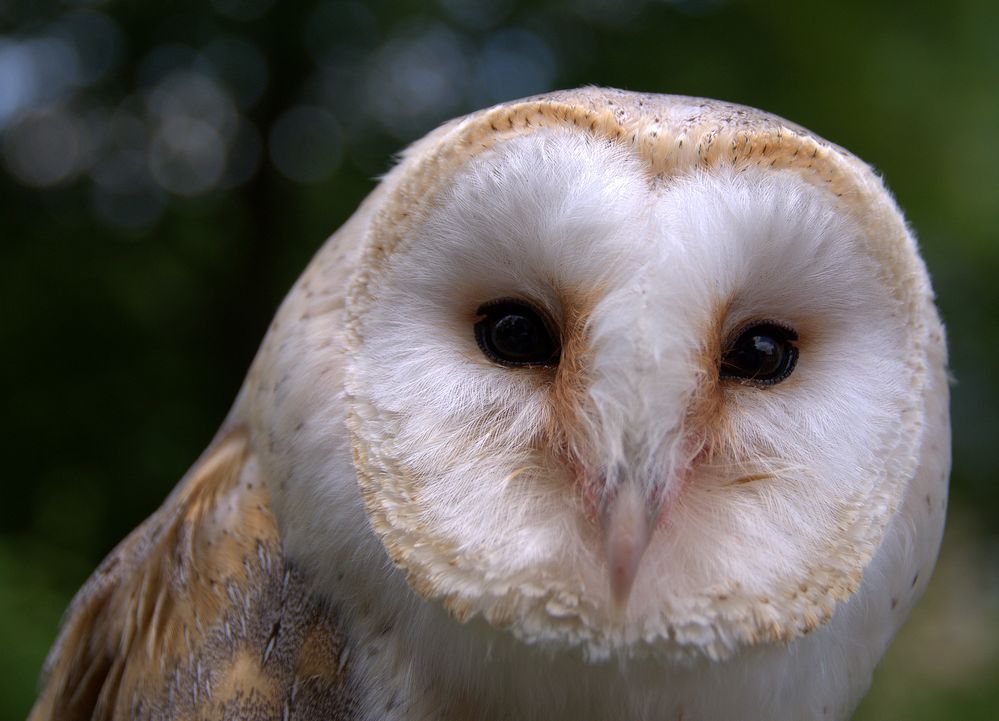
31;89;949;721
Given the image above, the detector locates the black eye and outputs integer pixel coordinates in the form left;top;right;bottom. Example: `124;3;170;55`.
720;322;799;385
474;299;560;367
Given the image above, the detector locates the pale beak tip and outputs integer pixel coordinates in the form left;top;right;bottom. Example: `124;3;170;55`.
602;483;655;615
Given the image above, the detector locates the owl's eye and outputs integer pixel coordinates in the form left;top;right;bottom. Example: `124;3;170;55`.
474;300;560;367
720;322;799;385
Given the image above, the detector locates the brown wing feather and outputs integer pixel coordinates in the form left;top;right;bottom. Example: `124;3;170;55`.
29;428;359;721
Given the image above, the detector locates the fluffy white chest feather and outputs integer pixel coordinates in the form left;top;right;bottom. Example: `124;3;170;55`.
33;88;949;721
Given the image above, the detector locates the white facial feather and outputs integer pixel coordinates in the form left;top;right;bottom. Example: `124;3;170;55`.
242;89;949;721
338;129;919;654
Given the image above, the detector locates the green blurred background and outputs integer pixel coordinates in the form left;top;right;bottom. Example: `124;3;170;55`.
2;0;997;718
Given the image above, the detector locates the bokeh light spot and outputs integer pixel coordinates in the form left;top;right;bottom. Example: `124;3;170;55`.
149;115;226;196
146;71;238;141
89;107;152;192
2;106;83;187
363;20;470;139
0;36;80;128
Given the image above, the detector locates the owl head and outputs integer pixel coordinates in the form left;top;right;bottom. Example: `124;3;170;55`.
244;89;948;665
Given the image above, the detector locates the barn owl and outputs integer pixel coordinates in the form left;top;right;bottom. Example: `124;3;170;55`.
30;88;950;721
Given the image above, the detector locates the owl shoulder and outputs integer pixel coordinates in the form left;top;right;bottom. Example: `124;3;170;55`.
29;429;359;721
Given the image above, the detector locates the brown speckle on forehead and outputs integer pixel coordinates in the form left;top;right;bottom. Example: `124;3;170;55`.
349;88;927;336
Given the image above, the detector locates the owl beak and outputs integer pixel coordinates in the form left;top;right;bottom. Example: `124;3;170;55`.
602;482;656;611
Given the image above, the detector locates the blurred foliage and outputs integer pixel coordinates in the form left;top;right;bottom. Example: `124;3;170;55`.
1;0;997;718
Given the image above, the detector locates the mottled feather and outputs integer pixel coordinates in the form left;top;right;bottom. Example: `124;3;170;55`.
29;429;358;721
